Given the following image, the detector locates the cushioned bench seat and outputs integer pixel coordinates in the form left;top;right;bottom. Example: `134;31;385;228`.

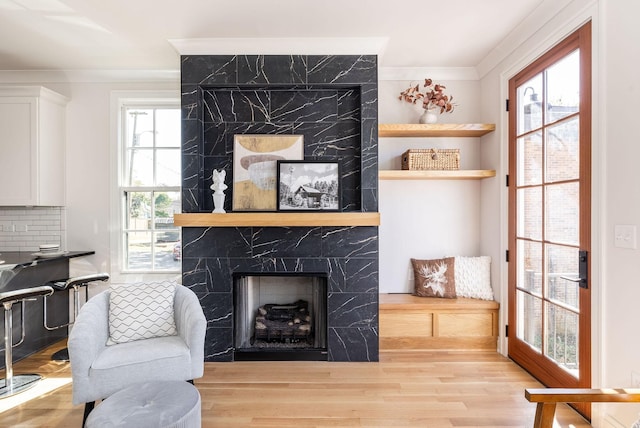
379;293;500;351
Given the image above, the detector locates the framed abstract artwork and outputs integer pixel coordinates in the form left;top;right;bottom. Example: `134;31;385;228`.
232;134;304;211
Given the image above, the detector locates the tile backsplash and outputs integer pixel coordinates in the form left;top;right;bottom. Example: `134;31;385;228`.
0;207;65;252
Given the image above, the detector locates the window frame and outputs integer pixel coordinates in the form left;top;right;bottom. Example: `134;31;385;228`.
109;90;181;282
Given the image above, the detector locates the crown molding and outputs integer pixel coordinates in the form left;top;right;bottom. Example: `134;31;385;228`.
475;0;594;78
0;69;180;84
168;37;389;58
0;66;480;84
378;67;479;81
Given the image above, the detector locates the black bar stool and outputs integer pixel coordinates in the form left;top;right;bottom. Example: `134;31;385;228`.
0;285;54;398
44;273;109;361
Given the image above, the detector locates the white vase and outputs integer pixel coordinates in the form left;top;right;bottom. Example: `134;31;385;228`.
419;108;438;124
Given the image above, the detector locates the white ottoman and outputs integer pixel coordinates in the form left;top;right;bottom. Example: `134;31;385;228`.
85;380;201;428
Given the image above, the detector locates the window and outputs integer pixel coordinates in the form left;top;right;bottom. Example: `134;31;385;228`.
117;99;181;273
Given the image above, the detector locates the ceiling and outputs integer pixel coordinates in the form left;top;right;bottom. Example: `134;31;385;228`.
0;0;550;72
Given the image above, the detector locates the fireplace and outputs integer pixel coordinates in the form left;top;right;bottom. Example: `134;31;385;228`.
180;54;379;362
233;273;328;361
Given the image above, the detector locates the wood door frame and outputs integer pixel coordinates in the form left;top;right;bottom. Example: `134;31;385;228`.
507;20;592;417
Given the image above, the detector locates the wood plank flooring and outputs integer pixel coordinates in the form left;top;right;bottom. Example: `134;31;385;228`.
0;341;591;427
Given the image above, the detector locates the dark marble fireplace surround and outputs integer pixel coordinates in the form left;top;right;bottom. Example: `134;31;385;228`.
180;55;379;362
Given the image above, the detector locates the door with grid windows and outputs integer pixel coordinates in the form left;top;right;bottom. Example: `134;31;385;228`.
508;21;592;419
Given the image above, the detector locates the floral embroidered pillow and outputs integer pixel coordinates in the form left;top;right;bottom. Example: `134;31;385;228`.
411;257;457;298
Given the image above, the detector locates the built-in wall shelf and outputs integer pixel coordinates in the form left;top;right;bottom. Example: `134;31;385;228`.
378;123;496;180
378;123;495;138
379;170;496;180
174;212;381;227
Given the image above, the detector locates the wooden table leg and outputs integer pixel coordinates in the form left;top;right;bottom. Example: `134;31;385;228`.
533;402;557;428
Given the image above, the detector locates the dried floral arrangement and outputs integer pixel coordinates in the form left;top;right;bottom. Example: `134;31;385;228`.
399;78;455;113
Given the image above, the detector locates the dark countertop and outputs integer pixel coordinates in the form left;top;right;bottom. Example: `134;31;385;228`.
0;250;95;271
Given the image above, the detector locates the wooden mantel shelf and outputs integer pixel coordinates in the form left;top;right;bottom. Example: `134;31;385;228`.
379;123;495;138
174;212;380;227
379;170;496;180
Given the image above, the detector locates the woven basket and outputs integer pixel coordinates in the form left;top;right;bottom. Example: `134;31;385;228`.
401;148;460;170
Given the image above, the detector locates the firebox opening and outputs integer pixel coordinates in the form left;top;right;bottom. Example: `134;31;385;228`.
233;272;328;361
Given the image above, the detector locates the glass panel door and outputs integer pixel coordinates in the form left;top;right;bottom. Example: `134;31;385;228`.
508;21;592;420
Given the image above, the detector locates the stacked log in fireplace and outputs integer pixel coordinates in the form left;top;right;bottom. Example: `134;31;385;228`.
254;300;312;343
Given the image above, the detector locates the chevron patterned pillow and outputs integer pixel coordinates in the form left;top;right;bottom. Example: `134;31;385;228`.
107;281;178;345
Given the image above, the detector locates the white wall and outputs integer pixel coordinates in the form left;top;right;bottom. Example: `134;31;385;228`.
479;0;640;425
0;78;179;287
378;79;488;294
63;82;179;284
599;0;640;425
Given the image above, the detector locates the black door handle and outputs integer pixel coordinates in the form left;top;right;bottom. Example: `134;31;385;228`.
560;250;588;289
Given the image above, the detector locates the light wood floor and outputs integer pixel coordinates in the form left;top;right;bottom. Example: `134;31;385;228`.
0;341;591;427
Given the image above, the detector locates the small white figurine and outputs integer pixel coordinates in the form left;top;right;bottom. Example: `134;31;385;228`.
210;169;228;213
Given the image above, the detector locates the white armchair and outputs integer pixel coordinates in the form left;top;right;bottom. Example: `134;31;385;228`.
68;282;206;424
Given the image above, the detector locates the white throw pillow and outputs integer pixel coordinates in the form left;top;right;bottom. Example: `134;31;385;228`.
454;256;494;300
107;281;178;345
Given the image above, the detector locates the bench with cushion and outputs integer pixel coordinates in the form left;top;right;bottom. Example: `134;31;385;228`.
379;293;499;351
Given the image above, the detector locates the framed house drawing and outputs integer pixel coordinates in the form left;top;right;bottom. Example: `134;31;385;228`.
276;160;341;212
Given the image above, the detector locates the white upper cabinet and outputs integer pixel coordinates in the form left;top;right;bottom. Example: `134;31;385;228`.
0;86;68;206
